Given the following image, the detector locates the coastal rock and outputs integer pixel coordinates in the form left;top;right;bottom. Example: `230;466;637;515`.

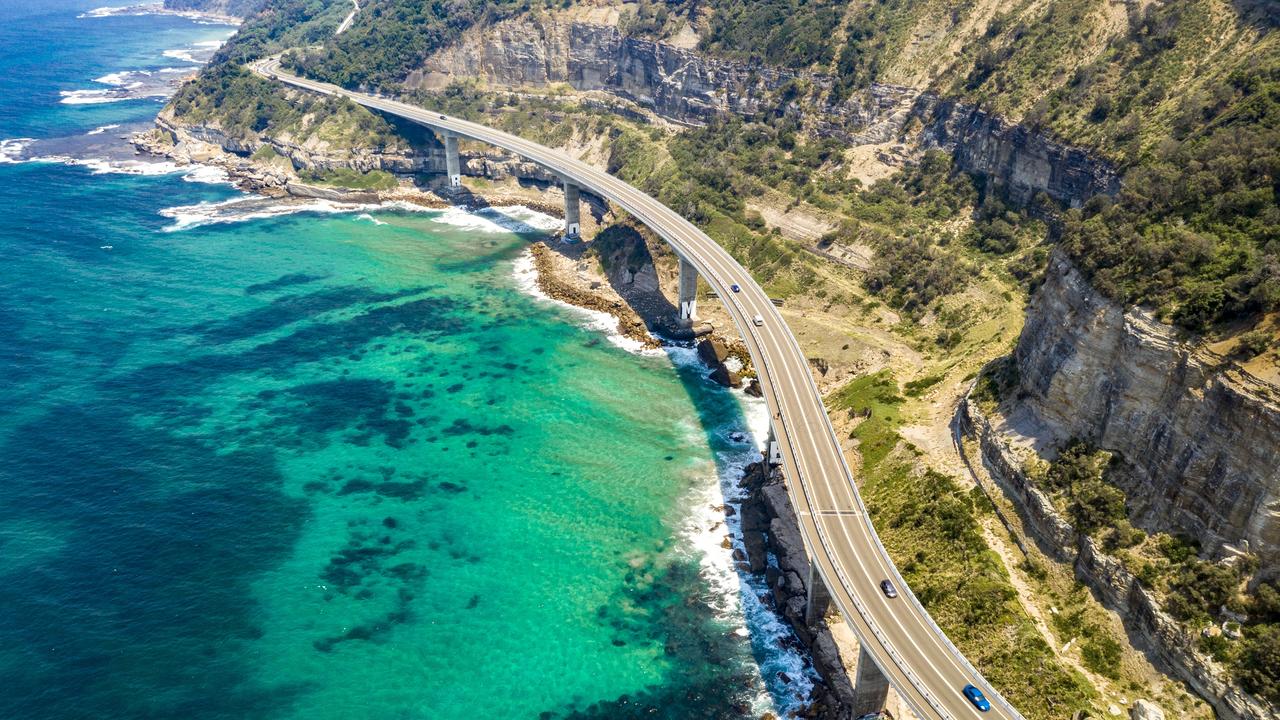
284;182;380;203
698;338;742;388
742;529;768;574
1130;699;1166;720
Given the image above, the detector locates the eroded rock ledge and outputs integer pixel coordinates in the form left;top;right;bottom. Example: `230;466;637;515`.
959;251;1280;720
962;398;1279;720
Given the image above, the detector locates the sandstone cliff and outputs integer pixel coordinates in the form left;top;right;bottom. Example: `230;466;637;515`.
963;399;1279;720
409;13;1117;207
1006;251;1280;574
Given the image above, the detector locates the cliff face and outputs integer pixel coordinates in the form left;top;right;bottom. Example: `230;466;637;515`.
410;16;1116;207
151;107;566;191
963;400;1280;720
1009;252;1280;572
914;98;1120;208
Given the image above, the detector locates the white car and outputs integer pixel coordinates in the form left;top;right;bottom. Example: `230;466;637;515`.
752;314;764;327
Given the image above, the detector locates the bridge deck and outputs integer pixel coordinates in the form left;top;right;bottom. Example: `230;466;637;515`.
253;57;1024;720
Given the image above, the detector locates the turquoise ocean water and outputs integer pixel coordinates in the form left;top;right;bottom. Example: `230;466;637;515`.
0;3;812;718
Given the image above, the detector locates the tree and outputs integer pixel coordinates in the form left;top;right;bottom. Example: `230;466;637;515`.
1238;625;1280;703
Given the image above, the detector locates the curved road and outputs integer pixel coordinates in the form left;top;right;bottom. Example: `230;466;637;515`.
253;57;1024;720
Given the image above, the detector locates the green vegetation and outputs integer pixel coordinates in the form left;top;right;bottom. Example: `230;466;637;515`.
699;0;845;68
211;0;352;66
818;151;1045;342
903;372;944;397
250;143;280;161
1051;599;1123;679
827;370;901;468
1030;442;1145;550
299;167;398;190
828;372;1096;718
285;0;531;87
1059;57;1280;331
170;64;404;147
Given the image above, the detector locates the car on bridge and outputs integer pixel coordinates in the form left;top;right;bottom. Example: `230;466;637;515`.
731;283;741;293
752;314;764;327
963;684;991;712
880;579;898;598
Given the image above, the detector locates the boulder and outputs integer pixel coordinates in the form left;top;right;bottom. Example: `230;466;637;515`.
1130;700;1165;720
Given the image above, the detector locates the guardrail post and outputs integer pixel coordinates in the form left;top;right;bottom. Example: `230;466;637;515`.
677;255;698;323
560;176;581;238
852;647;891;716
805;563;831;624
443;133;460;188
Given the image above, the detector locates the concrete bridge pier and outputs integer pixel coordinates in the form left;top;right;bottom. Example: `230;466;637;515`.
677;255;698;323
443;133;461;188
852;646;891;716
805;562;831;625
561;177;581;237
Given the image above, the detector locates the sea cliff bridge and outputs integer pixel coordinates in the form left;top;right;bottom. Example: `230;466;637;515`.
253;57;1025;720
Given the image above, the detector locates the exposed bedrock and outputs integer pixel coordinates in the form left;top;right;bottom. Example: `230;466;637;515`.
738;460;859;719
963;398;1280;720
410;16;1117;208
1009;251;1280;575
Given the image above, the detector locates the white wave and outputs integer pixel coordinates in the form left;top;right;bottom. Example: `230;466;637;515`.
94;71;137;86
77;5;157;18
673;382;815;717
14;154;236;182
78;3;239;25
179;164;232;185
74;157;184;175
162;48;199;64
86;124;122;136
356;213;387;226
59;89;130;105
427;205;561;235
157;196;432;232
0;138;35;164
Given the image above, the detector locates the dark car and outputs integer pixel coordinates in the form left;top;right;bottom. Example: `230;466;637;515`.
731;284;741;293
879;579;898;598
439;114;447;120
962;684;991;712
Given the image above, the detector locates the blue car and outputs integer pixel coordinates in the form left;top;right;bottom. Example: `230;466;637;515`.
731;284;741;293
963;684;991;712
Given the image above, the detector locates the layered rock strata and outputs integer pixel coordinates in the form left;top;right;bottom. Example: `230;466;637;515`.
411;15;1117;207
963;398;1279;720
1008;252;1280;572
